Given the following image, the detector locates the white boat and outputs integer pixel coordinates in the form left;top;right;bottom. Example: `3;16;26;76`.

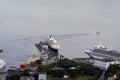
0;58;6;71
44;35;60;51
20;54;40;68
26;54;40;65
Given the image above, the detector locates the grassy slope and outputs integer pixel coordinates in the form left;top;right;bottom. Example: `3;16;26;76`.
74;76;90;80
47;75;90;80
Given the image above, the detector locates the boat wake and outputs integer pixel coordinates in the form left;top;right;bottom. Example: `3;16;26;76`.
54;32;100;40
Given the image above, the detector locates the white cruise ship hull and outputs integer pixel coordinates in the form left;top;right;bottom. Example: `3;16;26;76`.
44;36;60;51
0;58;6;71
49;43;60;50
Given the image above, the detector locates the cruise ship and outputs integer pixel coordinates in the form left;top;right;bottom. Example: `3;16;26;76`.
44;35;60;51
0;58;6;71
35;35;59;62
85;44;120;61
35;35;60;52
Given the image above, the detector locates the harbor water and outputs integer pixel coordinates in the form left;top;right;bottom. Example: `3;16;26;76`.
0;0;120;69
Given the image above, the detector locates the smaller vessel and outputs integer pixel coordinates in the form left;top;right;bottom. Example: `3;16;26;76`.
0;58;6;71
0;49;5;71
96;32;100;35
0;61;6;80
26;54;40;65
20;54;40;67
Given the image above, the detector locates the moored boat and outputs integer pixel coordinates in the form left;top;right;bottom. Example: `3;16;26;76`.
85;44;120;60
0;58;6;71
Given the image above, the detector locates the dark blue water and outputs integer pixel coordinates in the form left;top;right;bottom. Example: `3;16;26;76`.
0;0;120;68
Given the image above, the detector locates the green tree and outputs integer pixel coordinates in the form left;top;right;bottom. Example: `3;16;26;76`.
56;59;77;69
52;70;64;78
105;64;120;77
69;69;78;77
79;62;102;78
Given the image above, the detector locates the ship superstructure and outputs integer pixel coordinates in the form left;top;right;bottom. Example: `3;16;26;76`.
0;58;6;71
44;35;60;51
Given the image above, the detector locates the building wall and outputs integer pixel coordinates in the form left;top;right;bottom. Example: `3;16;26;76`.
94;60;115;70
39;73;47;80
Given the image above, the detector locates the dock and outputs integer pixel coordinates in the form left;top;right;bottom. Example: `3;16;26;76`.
35;44;42;52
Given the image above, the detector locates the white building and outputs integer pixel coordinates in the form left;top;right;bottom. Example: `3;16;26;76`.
39;72;47;80
94;59;116;70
